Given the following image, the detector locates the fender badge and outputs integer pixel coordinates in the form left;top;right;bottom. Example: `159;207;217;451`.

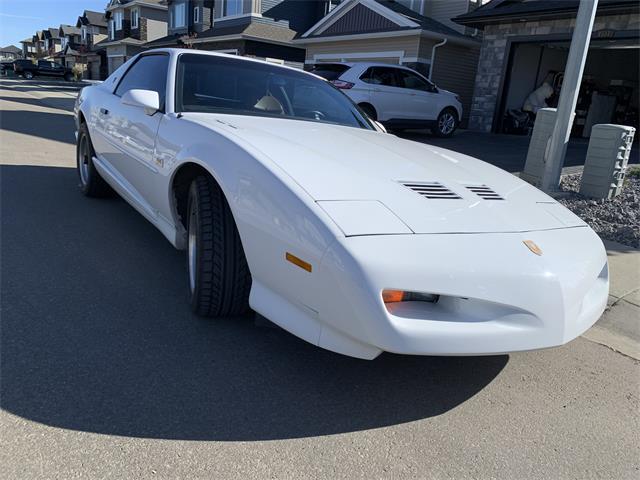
523;240;543;256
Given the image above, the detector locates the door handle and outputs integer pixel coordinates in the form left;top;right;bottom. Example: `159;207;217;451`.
100;108;109;115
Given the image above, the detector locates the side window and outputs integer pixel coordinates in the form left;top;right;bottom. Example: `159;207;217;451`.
362;67;399;87
114;54;169;109
396;70;434;92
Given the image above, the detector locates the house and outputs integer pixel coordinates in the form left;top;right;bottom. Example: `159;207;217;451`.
43;27;63;60
20;38;37;58
33;31;46;58
0;45;22;61
101;0;169;74
59;11;111;80
77;10;109;49
75;10;110;79
293;0;483;123
454;0;640;136
143;0;214;48
176;0;333;67
57;25;82;66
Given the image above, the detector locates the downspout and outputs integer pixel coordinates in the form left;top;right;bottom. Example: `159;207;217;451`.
429;38;447;81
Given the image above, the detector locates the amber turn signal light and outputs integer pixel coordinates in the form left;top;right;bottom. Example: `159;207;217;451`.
382;290;406;303
286;252;312;272
382;290;440;304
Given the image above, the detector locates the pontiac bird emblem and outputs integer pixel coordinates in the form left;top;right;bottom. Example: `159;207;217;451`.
523;240;543;256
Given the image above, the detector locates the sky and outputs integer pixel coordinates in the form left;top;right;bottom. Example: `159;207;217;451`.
0;0;108;47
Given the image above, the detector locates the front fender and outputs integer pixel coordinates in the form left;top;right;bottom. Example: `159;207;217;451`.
156;115;343;323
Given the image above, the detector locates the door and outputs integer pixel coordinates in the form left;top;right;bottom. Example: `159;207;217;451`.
107;53;169;209
394;68;441;121
37;60;55;77
360;66;410;121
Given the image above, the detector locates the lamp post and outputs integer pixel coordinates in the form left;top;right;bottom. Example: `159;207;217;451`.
539;0;599;193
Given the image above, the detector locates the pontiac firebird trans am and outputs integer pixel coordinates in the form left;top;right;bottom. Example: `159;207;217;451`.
74;49;608;360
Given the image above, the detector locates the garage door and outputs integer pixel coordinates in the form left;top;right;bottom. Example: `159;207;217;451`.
108;56;125;75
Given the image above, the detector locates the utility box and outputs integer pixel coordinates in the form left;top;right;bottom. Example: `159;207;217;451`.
579;124;635;199
520;108;574;188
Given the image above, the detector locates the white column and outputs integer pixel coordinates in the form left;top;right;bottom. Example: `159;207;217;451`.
539;0;599;193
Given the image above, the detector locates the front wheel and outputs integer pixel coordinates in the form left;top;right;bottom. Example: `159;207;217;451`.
433;108;458;138
64;73;73;82
187;175;251;317
76;123;111;197
23;71;34;80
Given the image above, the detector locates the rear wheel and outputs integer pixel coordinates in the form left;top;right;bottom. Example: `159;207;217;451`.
433;108;458;138
76;123;111;197
187;175;251;317
23;71;33;80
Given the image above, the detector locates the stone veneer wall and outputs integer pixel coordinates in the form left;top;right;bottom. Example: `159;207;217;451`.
468;13;640;132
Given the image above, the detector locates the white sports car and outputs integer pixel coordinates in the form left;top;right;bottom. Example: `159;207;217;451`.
74;49;608;360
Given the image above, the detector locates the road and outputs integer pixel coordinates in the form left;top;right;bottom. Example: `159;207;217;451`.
1;78;638;479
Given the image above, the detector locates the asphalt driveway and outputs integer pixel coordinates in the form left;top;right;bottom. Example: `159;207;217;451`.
1;78;638;479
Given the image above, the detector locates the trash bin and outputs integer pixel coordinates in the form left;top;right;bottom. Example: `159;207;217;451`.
579;124;635;199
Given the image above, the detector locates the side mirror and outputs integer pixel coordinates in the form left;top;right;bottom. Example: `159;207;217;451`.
374;120;387;133
121;89;160;115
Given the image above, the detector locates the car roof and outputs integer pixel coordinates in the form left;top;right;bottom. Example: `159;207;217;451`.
312;61;422;71
144;48;316;78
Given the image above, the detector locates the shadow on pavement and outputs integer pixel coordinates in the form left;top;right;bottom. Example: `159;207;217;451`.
0;95;77;113
0;109;75;144
1;165;508;441
400;130;639;173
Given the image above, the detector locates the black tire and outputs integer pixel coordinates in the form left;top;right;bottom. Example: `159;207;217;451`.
358;103;377;121
64;73;73;82
433;108;459;138
187;175;251;317
76;122;112;197
23;71;33;80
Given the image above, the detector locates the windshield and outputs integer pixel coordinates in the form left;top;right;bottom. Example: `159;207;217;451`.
175;54;373;130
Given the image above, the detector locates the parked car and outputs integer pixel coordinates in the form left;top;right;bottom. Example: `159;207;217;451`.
75;49;607;360
14;59;74;81
310;62;462;137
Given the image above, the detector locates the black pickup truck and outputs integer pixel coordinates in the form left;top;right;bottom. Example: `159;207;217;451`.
14;59;74;81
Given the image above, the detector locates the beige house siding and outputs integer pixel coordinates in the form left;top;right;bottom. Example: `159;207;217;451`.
146;18;168;41
424;0;470;34
430;42;480;124
304;36;422;64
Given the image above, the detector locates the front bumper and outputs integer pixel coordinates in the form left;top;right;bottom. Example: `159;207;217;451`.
315;227;608;359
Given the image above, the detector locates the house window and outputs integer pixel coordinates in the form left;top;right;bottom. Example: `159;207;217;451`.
109;19;115;39
171;3;186;28
325;0;339;14
114;10;123;30
131;8;139;29
224;0;243;17
81;26;88;41
194;6;200;23
61;37;68;49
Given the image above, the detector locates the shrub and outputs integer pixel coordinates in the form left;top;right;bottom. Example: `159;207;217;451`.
72;63;86;81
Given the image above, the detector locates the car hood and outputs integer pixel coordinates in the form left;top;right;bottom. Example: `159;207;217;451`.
186;114;586;234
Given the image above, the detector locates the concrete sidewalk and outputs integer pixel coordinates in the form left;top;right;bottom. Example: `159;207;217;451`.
584;240;640;359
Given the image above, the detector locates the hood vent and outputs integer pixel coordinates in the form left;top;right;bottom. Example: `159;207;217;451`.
465;185;504;200
402;182;461;199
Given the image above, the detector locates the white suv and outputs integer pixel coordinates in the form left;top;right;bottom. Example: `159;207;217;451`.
310;62;463;137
